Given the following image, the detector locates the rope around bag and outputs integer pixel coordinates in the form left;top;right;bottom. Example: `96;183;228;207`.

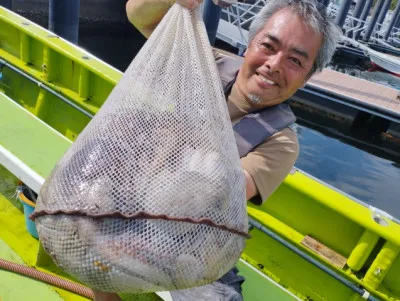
0;258;95;299
30;210;250;238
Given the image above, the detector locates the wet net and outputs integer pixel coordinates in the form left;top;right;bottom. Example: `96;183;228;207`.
33;4;248;293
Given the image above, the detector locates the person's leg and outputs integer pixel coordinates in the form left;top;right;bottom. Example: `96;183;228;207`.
170;267;245;301
217;267;245;295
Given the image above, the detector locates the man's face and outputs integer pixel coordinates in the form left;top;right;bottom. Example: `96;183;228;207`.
236;8;322;107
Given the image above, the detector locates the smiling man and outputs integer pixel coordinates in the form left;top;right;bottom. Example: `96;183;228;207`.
92;1;340;300
125;0;340;215
237;9;322;107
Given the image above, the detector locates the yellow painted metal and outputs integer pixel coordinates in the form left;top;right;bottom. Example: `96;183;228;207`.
363;241;400;290
0;166;89;301
280;171;400;248
34;89;50;120
347;230;380;271
349;294;368;301
0;6;121;141
246;170;400;300
0;7;121;84
20;31;31;63
78;66;91;100
43;45;57;82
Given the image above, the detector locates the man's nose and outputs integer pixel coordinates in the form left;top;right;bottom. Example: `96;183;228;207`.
265;53;284;74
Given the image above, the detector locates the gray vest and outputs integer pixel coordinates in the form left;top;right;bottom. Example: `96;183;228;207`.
216;55;296;158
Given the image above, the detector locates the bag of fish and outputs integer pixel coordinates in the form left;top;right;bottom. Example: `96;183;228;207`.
32;4;248;294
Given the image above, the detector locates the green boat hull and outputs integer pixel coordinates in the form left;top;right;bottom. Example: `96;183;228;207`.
1;5;400;301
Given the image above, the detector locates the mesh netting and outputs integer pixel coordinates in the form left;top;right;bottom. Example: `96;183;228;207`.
33;4;248;293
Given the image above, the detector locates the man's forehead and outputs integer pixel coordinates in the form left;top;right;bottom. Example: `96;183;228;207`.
265;9;319;34
261;33;310;59
258;11;322;51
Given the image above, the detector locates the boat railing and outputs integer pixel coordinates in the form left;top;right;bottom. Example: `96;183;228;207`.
371;21;391;41
217;1;362;53
217;0;339;54
342;16;368;40
217;0;400;52
222;1;262;28
218;0;265;53
326;2;340;20
387;26;400;45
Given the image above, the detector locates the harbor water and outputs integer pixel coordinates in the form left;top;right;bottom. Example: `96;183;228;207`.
294;123;400;220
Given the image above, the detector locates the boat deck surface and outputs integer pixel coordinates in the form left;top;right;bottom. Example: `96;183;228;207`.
308;69;400;117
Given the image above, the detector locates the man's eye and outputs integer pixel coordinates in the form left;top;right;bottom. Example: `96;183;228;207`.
262;43;273;51
290;57;302;66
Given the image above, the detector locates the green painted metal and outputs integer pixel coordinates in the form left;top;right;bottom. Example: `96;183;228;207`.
241;227;354;300
1;4;400;301
0;6;121;141
0;240;64;301
0;165;89;301
245;175;400;301
236;260;299;301
0;93;71;179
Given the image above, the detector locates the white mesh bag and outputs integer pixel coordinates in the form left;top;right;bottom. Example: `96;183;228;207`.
33;4;248;293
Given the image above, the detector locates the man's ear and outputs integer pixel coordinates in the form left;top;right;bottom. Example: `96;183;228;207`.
243;49;248;57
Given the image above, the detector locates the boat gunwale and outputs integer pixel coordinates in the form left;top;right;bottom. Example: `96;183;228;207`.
0;6;122;84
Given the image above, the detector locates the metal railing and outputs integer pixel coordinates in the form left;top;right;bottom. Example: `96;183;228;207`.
218;0;268;53
217;1;400;51
343;16;368;40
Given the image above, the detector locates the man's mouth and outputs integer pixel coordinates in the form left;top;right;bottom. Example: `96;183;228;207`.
257;73;277;86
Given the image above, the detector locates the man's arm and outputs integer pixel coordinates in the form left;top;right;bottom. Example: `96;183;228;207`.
126;0;202;38
241;128;299;204
244;170;258;200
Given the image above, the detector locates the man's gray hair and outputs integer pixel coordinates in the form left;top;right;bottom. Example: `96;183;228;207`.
248;0;341;77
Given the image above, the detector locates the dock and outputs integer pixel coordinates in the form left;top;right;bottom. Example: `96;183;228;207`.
306;68;400;121
291;68;400;152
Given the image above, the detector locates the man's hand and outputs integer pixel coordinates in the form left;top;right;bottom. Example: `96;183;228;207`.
244;169;258;201
126;0;203;38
